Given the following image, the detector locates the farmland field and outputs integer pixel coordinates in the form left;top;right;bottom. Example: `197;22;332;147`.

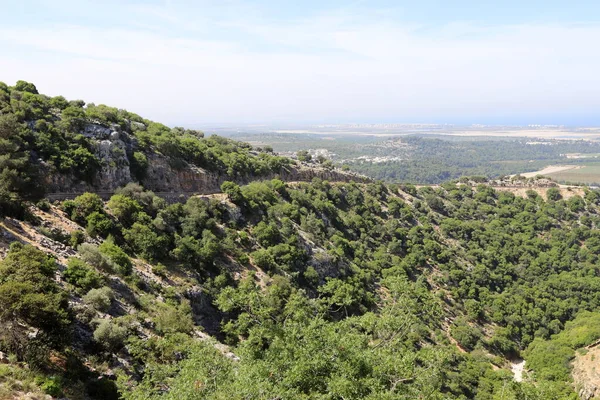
546;163;600;185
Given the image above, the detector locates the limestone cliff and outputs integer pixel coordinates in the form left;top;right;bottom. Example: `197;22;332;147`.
44;121;369;198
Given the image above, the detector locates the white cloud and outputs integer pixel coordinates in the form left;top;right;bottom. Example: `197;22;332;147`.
1;5;599;125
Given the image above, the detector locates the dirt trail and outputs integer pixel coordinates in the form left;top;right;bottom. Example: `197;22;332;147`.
511;359;526;382
519;165;580;178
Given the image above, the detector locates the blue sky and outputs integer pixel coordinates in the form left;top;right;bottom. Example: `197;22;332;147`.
2;1;600;126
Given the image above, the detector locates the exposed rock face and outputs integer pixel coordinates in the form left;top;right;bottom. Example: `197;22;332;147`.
141;153;221;193
82;123;112;140
45;122;370;198
94;138;132;190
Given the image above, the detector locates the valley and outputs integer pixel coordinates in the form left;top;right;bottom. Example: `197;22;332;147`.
2;82;600;399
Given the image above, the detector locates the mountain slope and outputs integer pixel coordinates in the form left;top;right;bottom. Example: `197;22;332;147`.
1;82;600;399
0;80;365;215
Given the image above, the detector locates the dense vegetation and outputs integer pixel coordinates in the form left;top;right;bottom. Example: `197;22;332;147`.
2;176;600;398
3;82;600;398
0;80;290;218
232;131;600;183
340;137;600;183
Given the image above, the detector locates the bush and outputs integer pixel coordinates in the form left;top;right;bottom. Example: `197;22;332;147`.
78;243;116;272
98;240;132;275
0;243;70;335
69;193;104;224
296;150;312;162
221;181;244;204
251;249;276;271
130;151;149;180
69;230;85;248
154;302;194;335
546;187;562;201
123;223;168;260
107;194;142;227
152;263;167;277
93;319;127;351
86;212;114;237
451;318;481;351
36;198;51;211
40;376;63;397
84;287;114;312
39;226;69;244
252;221;281;247
64;258;103;291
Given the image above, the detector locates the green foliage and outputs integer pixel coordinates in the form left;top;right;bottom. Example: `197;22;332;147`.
69;230;85;247
546;187;562;201
68;193;104;224
14;80;38;94
86;211;114;237
525;311;600;382
107;194;142;227
123;222;168;261
130;151;148;180
93;319;127;351
40;376;63;397
451;318;482;351
98;240;132;275
0;243;70;338
153;301;194;335
84;287;114;312
221;181;243;204
78;243;117;272
296;150;312;162
64;258;103;291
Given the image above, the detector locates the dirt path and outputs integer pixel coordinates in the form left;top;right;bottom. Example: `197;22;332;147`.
511;359;526;382
519;165;580;178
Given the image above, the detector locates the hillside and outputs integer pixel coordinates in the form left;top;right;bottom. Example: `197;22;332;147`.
0;81;365;215
2;82;600;399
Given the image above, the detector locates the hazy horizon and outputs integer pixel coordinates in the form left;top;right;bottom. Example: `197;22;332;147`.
3;1;600;126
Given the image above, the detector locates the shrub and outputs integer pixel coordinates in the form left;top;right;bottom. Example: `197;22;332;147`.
546;187;562;201
451;318;482;351
153;302;194;335
130;151;148;180
64;258;103;290
36;198;51;211
152;263;167;277
0;243;70;335
252;221;281;247
251;249;276;271
78;243;116;272
123;223;168;260
296;150;312;162
221;181;244;204
98;240;132;275
84;287;114;312
93;319;127;351
69;193;104;224
107;194;142;227
86;211;114;237
69;230;85;248
40;376;63;397
39;226;69;244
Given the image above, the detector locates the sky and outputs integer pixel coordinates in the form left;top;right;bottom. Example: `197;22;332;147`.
2;0;600;126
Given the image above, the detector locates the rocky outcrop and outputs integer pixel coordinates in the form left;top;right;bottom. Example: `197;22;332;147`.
140;153;221;193
44;122;370;198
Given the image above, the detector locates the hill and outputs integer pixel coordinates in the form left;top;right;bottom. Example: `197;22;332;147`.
0;80;365;216
1;82;600;399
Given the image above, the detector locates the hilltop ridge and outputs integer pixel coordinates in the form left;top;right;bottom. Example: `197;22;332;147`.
0;80;367;212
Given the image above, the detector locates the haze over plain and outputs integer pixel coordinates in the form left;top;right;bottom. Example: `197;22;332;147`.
2;0;600;125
